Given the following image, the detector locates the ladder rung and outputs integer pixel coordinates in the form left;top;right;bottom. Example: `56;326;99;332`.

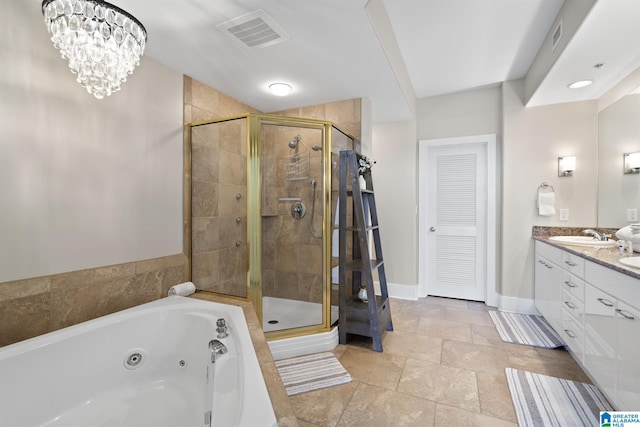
342;225;379;232
346;189;375;195
345;258;384;271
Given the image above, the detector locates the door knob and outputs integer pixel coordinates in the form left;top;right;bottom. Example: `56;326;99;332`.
430;227;436;232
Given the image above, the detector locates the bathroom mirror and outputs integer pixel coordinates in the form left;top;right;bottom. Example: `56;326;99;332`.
597;86;640;228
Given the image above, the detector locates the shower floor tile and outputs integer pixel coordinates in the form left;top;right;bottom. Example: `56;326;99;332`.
262;296;338;332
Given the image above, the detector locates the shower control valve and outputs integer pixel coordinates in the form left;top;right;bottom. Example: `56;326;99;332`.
216;318;228;338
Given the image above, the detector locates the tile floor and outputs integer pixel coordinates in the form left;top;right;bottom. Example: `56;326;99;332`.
289;296;591;427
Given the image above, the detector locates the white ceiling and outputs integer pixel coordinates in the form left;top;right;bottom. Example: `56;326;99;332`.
121;0;640;123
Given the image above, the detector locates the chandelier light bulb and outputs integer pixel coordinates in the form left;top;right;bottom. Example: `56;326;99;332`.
41;0;147;99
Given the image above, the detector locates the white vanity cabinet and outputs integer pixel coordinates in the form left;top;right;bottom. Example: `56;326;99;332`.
534;239;640;410
583;282;617;402
584;261;640;410
616;300;640;411
534;241;562;332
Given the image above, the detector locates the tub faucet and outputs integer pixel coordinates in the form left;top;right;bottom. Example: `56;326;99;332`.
583;229;607;241
208;339;228;363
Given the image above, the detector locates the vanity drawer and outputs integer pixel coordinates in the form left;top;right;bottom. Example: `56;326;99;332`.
562;252;585;278
562;311;584;362
562;289;584;323
536;241;562;264
561;270;585;301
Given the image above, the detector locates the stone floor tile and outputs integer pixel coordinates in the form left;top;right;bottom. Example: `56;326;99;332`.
416;316;473;343
382;330;442;363
338;346;406;390
434;404;518;427
336;383;436;427
290;381;358;427
398;358;480;412
476;372;517;422
441;339;511;377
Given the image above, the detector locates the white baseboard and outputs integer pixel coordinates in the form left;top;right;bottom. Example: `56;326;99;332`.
497;294;541;315
374;281;419;300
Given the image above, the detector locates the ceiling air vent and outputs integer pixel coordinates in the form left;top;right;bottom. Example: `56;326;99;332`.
552;19;563;51
218;10;290;48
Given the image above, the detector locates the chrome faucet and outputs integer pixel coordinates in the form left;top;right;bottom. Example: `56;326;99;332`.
209;339;228;363
583;229;607;241
216;318;228;339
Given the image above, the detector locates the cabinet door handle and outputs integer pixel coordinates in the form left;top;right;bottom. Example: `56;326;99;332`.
615;309;636;320
538;260;547;267
597;297;614;307
564;329;577;338
564;281;577;288
546;264;553;269
564;301;577;309
564;261;578;267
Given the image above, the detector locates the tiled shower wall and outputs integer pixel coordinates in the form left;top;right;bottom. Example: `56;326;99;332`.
261;125;325;304
186;77;259;297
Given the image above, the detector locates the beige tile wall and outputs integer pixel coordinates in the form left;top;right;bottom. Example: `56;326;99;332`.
0;254;188;347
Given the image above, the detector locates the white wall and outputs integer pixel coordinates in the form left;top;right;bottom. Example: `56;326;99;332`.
417;86;503;139
502;79;598;300
0;2;184;282
371;121;417;289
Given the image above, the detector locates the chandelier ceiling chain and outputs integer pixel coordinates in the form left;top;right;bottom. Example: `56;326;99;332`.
41;0;147;99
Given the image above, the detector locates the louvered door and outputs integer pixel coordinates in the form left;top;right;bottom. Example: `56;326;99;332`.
425;143;487;301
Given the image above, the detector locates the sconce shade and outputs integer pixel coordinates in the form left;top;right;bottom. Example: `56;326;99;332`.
624;152;640;174
558;156;576;177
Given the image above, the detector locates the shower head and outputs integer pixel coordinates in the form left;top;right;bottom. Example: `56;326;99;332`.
312;145;322;151
288;135;301;149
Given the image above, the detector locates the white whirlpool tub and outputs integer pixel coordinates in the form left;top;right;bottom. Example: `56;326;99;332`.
0;296;277;427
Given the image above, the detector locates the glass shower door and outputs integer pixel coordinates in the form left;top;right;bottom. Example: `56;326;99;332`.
260;123;326;332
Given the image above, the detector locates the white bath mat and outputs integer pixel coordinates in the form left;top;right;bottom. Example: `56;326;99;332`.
275;352;351;396
489;311;565;348
506;368;613;427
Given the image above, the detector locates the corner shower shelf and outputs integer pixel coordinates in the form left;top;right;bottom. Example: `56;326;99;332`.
337;150;393;352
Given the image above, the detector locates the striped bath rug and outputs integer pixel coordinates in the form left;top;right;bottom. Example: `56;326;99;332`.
489;311;564;348
275;352;352;396
506;368;613;427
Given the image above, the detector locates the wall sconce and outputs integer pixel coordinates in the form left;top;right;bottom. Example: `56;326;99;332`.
558;156;576;177
624;152;640;174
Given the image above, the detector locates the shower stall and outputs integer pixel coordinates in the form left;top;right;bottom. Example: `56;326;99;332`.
189;113;355;341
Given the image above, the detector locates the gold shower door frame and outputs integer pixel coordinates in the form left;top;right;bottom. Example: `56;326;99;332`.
188;113;343;341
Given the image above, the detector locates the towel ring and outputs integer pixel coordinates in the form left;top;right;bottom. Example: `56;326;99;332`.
537;182;555;193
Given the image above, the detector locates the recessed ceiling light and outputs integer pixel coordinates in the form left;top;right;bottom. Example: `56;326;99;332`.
269;83;292;96
568;80;594;89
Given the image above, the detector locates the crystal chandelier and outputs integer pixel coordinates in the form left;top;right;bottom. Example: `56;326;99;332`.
41;0;147;99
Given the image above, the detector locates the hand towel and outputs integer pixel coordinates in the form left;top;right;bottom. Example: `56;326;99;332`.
616;226;640;244
168;281;196;297
537;192;555;216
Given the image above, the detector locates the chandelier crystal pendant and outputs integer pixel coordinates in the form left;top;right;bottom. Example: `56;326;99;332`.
41;0;147;99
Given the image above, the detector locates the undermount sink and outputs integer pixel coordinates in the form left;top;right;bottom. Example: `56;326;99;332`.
548;236;617;247
619;257;640;269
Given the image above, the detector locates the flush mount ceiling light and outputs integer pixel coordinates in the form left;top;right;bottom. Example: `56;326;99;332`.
568;80;593;89
41;0;147;99
269;83;292;96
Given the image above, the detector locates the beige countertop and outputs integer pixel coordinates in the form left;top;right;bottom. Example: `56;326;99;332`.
533;234;640;280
